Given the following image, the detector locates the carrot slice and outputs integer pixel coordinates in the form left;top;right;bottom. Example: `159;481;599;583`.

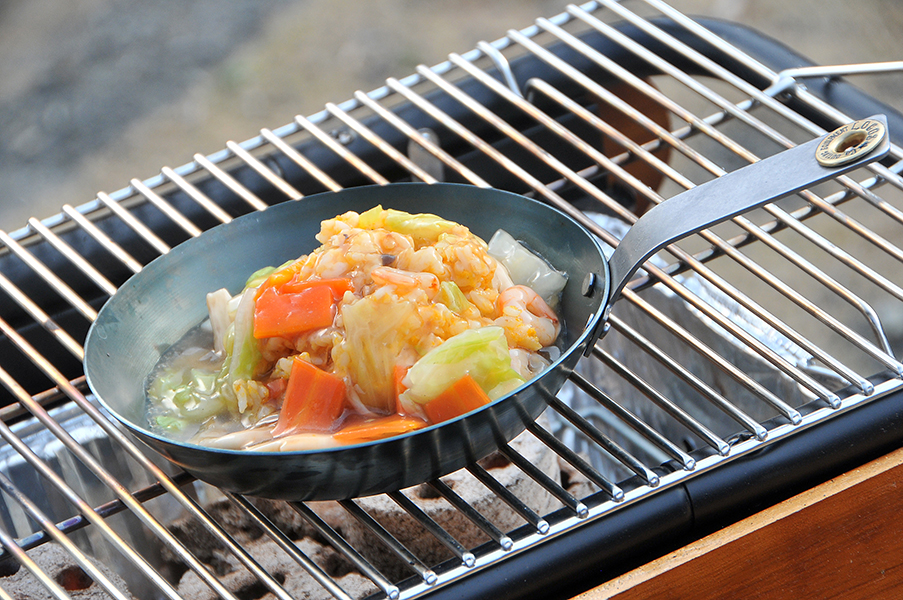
273;357;346;435
281;277;353;299
333;414;427;445
253;285;335;339
256;263;304;298
422;374;491;425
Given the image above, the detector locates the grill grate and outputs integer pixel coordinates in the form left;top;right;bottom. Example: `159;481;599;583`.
1;1;903;598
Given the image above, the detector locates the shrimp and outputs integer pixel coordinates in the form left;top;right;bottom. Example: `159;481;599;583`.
371;266;440;299
495;285;560;350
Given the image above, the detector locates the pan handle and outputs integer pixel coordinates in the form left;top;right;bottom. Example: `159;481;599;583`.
604;114;890;317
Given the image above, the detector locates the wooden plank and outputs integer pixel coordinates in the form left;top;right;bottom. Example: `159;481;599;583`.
575;447;903;600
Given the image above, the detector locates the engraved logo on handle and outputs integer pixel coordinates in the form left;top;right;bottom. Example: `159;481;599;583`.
815;117;887;167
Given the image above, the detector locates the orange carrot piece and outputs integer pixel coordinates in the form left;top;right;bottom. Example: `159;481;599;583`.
281;277;353;299
422;374;491;425
256;263;304;298
333;414;427;445
253;285;335;339
273;357;346;435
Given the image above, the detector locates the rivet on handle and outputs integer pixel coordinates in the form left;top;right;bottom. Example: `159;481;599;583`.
815;117;887;167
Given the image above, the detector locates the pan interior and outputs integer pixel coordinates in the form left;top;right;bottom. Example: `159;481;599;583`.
84;183;607;446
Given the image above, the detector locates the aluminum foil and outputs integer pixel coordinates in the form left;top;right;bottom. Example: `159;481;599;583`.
553;213;816;482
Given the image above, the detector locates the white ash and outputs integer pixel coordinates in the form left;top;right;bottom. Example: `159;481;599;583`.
0;543;134;600
177;537;376;600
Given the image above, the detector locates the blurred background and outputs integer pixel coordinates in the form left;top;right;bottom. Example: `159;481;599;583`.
1;0;900;228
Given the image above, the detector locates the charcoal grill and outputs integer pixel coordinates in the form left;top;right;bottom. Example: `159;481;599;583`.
2;1;903;598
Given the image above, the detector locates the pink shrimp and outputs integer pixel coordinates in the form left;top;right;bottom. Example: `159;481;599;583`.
370;266;440;298
495;285;560;349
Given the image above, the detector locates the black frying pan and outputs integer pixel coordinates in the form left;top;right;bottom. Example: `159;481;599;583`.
84;116;888;500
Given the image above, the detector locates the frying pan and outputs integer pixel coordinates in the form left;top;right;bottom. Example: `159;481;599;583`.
84;116;889;500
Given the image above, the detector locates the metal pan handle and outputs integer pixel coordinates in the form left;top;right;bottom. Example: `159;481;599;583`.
605;114;891;312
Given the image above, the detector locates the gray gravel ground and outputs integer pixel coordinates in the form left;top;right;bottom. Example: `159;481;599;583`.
0;0;900;226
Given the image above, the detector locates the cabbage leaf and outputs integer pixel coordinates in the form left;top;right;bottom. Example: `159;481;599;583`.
402;326;525;405
340;295;421;412
384;209;457;244
228;288;262;384
488;229;567;307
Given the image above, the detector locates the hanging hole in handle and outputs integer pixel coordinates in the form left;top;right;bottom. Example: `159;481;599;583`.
830;130;867;153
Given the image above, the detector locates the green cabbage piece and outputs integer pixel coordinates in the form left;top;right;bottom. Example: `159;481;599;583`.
488;229;567;308
148;367;227;423
148;276;266;427
243;259;295;290
228;288;262;384
384;209;457;244
403;327;525;405
206;288;232;355
435;281;469;314
155;415;188;432
244;265;277;289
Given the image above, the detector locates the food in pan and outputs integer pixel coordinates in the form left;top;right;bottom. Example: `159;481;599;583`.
146;206;566;450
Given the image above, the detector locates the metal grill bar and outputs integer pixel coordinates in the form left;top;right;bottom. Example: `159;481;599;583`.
0;271;84;362
94;191;172;257
25;218;118;297
386;491;477;568
0;323;245;600
595;348;729;454
525;421;623;500
225;494;353;600
637;0;903;192
394;48;862;422
128;178;204;239
192;153;270;211
0;416;132;600
383;76;581;212
352;90;490;187
426;480;514;551
543;391;660;486
1;473;194;558
504;17;896;390
545;4;903;291
258;127;343;192
570;369;695;469
0;231;97;322
618;286;803;422
338;500;438;586
160;166;234;224
610;316;767;440
324;103;438;184
60;203;145;273
0;525;67;600
464;464;551;533
1;2;902;599
289;501;400;599
0;379;181;599
293;114;390;185
225;141;304;200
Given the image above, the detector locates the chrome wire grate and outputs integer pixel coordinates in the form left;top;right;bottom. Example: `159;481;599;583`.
1;1;903;598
